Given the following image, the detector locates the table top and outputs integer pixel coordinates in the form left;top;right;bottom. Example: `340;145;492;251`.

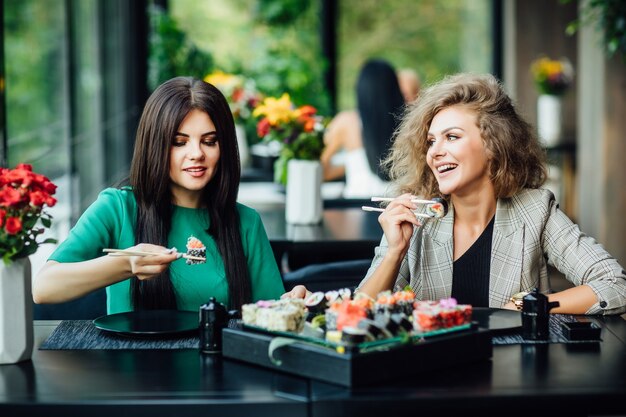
2;318;625;417
258;207;383;246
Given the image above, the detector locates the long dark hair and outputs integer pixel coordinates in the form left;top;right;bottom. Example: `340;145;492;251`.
357;59;405;181
129;76;251;311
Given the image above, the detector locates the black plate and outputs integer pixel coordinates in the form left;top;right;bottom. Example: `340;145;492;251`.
93;310;199;337
472;307;522;333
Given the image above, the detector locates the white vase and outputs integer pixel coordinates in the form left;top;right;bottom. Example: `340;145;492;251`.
0;257;34;364
285;159;323;225
235;124;250;169
537;94;562;147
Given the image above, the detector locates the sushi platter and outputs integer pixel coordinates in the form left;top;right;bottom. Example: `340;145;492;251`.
222;289;493;387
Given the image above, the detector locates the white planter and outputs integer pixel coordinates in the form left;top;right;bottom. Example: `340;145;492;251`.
537;94;562;147
285;159;323;225
0;257;33;364
235;124;250;169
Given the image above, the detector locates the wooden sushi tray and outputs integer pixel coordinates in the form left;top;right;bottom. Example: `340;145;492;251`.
222;323;492;387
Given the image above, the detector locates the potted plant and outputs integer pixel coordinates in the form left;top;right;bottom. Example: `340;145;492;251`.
253;93;326;224
0;163;57;364
530;56;575;146
204;71;264;168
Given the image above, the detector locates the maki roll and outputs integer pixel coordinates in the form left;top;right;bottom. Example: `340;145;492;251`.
356;318;391;340
374;313;401;336
390;313;413;334
186;236;206;265
426;198;448;218
341;327;368;346
305;291;327;314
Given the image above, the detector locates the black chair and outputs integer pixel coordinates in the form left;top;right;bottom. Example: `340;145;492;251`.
33;288;107;320
282;258;372;293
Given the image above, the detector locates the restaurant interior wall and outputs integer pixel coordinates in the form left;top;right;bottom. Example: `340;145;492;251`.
504;0;626;266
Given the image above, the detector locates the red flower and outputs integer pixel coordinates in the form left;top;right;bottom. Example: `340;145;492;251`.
16;163;33;171
303;118;316;132
0;163;58;263
0;187;24;206
257;118;271;138
5;216;22;235
29;190;48;207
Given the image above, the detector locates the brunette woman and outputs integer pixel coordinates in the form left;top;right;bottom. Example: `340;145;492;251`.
34;77;285;313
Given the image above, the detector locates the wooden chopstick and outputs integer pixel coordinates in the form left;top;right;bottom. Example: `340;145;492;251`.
371;197;436;204
102;248;206;262
361;206;433;218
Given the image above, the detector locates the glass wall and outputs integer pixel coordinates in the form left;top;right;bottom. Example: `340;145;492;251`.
4;0;72;271
168;0;331;115
2;0;148;272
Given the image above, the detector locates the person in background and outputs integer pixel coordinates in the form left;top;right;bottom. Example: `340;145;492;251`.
397;68;421;103
354;73;625;315
320;59;405;198
33;76;285;313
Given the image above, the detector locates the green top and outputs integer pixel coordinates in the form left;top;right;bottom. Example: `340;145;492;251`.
50;188;284;313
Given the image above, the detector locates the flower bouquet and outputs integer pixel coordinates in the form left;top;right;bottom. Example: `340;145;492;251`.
0;164;57;264
204;70;263;125
253;93;326;185
530;56;574;96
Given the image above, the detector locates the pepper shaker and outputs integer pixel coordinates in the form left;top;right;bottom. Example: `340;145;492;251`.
199;297;228;353
522;288;560;340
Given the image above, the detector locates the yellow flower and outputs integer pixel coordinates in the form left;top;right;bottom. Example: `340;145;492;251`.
530;56;573;95
252;93;295;126
204;71;240;90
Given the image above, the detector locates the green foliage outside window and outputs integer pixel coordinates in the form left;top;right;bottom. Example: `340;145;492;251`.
167;0;331;140
148;5;215;91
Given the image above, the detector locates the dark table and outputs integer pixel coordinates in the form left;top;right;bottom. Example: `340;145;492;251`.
1;318;625;417
258;208;383;271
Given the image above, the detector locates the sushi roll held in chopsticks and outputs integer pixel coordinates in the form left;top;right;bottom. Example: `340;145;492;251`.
425;197;448;218
363;196;448;220
185;236;206;265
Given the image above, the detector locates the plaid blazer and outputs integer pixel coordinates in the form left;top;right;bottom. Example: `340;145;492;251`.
361;188;626;315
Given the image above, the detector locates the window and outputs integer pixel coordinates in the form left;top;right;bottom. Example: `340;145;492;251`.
2;0;148;272
336;0;494;110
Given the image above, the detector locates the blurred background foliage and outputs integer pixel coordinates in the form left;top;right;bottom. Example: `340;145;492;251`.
148;5;215;90
336;0;491;110
4;0;69;177
164;0;331;119
157;0;491;119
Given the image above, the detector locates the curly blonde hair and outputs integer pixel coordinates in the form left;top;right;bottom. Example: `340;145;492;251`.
383;73;547;199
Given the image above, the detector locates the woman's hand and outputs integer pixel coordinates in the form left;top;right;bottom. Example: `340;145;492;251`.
502;301;518;311
378;193;422;256
124;244;179;281
281;285;311;300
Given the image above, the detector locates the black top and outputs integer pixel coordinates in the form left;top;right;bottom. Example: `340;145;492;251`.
451;216;495;307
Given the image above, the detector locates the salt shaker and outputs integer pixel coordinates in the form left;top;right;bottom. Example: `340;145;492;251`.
199;297;228;354
522;288;560;340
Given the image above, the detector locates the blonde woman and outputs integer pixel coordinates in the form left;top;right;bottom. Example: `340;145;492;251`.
356;73;625;315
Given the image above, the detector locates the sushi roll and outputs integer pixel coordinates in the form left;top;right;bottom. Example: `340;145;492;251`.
390;313;413;334
341;327;368;346
393;289;416;315
374;313;401;336
186;236;206;265
426;198;449;218
356;318;391;340
375;290;399;315
305;291;327;313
